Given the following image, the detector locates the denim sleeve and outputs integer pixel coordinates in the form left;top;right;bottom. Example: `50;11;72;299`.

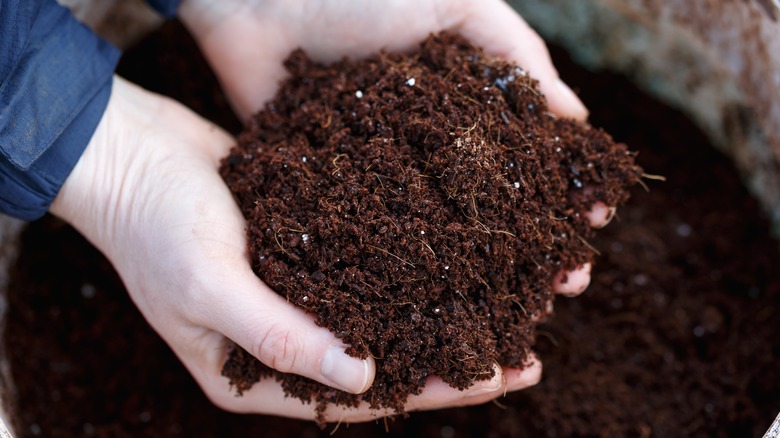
145;0;183;18
0;1;120;220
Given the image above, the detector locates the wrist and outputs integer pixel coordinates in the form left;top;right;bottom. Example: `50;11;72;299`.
50;76;160;258
51;74;236;279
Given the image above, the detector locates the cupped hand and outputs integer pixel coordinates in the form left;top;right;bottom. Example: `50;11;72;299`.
50;77;373;417
166;0;612;421
179;0;588;122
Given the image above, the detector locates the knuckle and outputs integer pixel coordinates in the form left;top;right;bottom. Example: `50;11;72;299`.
254;324;301;374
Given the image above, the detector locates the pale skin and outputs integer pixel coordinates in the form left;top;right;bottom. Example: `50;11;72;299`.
51;0;615;423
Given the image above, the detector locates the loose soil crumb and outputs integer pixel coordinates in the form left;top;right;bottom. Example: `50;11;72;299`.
219;33;640;415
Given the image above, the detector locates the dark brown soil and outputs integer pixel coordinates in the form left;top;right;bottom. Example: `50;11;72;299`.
3;21;778;437
219;33;640;414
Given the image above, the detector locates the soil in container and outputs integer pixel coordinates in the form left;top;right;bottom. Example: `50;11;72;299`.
4;22;778;437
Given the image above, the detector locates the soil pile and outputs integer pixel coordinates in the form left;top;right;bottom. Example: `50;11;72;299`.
219;33;640;413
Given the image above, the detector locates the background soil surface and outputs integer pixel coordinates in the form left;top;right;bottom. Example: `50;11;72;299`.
4;22;778;437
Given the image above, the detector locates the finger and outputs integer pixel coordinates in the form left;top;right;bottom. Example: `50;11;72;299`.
405;364;507;411
552;263;592;297
198;364;507;420
199;353;541;422
401;358;542;411
391;363;538;414
193;266;376;395
504;355;543;392
197;366;337;417
187;13;296;120
452;0;588;120
325;360;542;422
584;201;617;228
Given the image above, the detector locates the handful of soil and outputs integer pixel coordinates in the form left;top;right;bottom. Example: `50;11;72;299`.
220;33;641;418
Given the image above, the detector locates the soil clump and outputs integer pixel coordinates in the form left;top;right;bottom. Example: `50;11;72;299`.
218;33;640;414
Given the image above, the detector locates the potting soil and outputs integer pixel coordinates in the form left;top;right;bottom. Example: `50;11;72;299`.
4;22;778;438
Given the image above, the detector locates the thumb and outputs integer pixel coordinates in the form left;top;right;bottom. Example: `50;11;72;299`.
454;0;589;121
202;267;376;394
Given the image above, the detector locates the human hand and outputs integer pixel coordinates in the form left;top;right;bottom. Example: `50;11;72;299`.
179;0;589;122
169;0;614;421
49;76;380;418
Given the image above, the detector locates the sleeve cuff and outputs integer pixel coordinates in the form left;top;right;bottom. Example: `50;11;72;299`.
0;1;119;220
0;81;113;221
145;0;183;18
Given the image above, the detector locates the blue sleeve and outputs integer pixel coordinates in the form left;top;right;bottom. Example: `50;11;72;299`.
0;1;120;220
145;0;182;18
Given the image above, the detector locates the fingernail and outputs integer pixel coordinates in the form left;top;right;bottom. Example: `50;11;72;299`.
556;78;588;120
588;203;615;228
321;346;371;394
558;263;592;297
466;379;503;398
466;367;503;398
506;360;543;391
598;207;617;229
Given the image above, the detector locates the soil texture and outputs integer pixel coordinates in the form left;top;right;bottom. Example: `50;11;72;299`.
2;22;778;437
219;33;640;414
